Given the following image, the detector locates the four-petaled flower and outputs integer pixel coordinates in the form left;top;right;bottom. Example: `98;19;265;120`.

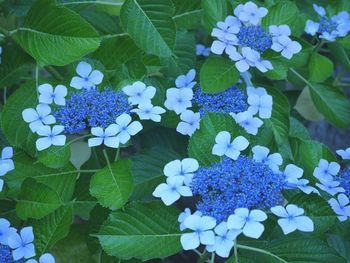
229;47;260;72
196;44;210;57
336;147;350;160
271;204;314;235
88;124;120;148
234;2;268;25
212;131;249;160
328;194;350;222
247;93;273;119
0;147;14;175
22;104;56;133
0;218;17;245
284;164;319;195
175;69;196;89
152;176;192;206
269;25;291;41
316;177;345;196
206;222;241;258
176;110;201;136
231;111;263;135
38;83;68;106
8;226;36;260
26;253;55;263
122;81;156;105
36;125;66;151
180;214;216;250
115;113;143;144
131;103;165;122
163;158;199;186
70;61;103;90
164;88;193;114
227;208;267;239
252;145;283;171
271;36;302;59
313;159;340;181
178;208;202;231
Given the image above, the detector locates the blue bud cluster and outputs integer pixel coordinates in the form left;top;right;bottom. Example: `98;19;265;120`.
318;16;338;34
237;25;272;53
338;166;350;197
0;244;24;263
190;156;285;223
53;88;132;133
193;86;248;116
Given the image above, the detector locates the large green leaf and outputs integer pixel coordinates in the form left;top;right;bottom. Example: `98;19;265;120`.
90;159;133;210
120;0;176;57
201;0;228;32
172;0;202;29
12;0;100;66
308;83;350;128
188;112;246;166
97;201;182;260
160;30;196;77
130;147;181;200
200;57;240;93
16;178;63;220
31;205;73;255
6;152;77;201
308;53;334;83
294;87;324;122
38;145;71;169
262;1;298;29
1;81;37;157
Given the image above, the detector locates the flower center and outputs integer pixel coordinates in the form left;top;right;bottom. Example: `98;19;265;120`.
237;25;272;53
318;16;337;34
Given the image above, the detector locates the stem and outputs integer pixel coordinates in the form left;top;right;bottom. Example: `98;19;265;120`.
196;250;209;263
314;40;325;52
3;87;6;104
240;71;253;87
67;134;91;145
236;245;287;263
210;253;215;263
193;249;202;257
103;149;112;173
45;66;64;81
35;64;39;101
234;239;239;263
290;68;312;87
114;147;120;162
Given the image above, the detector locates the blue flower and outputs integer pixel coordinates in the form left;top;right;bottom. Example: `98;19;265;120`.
193;86;248;115
231;111;263;135
338;166;350;197
70;61;103;90
196;44;210;57
212;131;249;160
178;209;202;231
0;218;17;245
283;164;319;195
26;253;55;263
336;147;350;160
328;193;350;222
180;214;216;250
163;158;199;186
237;25;272;53
0;146;14;175
234;2;268;25
247;92;273;119
38;84;67;106
22;104;56;133
176;110;201;136
164;88;193;114
8;227;35;260
190;156;285;223
271;36;302;60
252;145;283;172
53;88;132;133
316;177;345;196
88;125;119;148
271;205;314;235
115;113;143;144
0;244;24;263
131;103;165;122
313;159;340;182
122;81;156;106
36;125;66;151
175;69;196;89
227;208;267;239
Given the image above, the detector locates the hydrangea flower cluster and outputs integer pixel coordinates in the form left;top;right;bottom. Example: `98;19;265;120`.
164;69;274;137
305;4;350;41
153;131;315;258
0;218;55;262
0;147;14;192
22;62;165;151
211;1;302;72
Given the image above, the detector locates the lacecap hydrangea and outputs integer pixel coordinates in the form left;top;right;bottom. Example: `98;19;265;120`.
22;61;165;151
211;1;302;72
152;131;315;258
305;4;350;41
164;69;274;137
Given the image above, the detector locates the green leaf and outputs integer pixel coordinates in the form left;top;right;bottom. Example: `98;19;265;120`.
201;0;228;32
58;0;125;16
327;235;350;262
92;34;141;70
12;0;100;66
90;159;133;210
308;83;350;128
308;53;334;82
130;147;181;200
289;117;311;140
120;0;176;57
160;30;196;77
69;141;92;169
31;205;73;255
16;178;62;220
265;59;288;80
6;152;77;201
265;86;290;145
200;57;240;93
261;1;298;29
188;112;245;166
38;145;71;169
172;0;202;29
97;201;182;260
329;42;350;69
1;81;37;157
294;87;324;122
